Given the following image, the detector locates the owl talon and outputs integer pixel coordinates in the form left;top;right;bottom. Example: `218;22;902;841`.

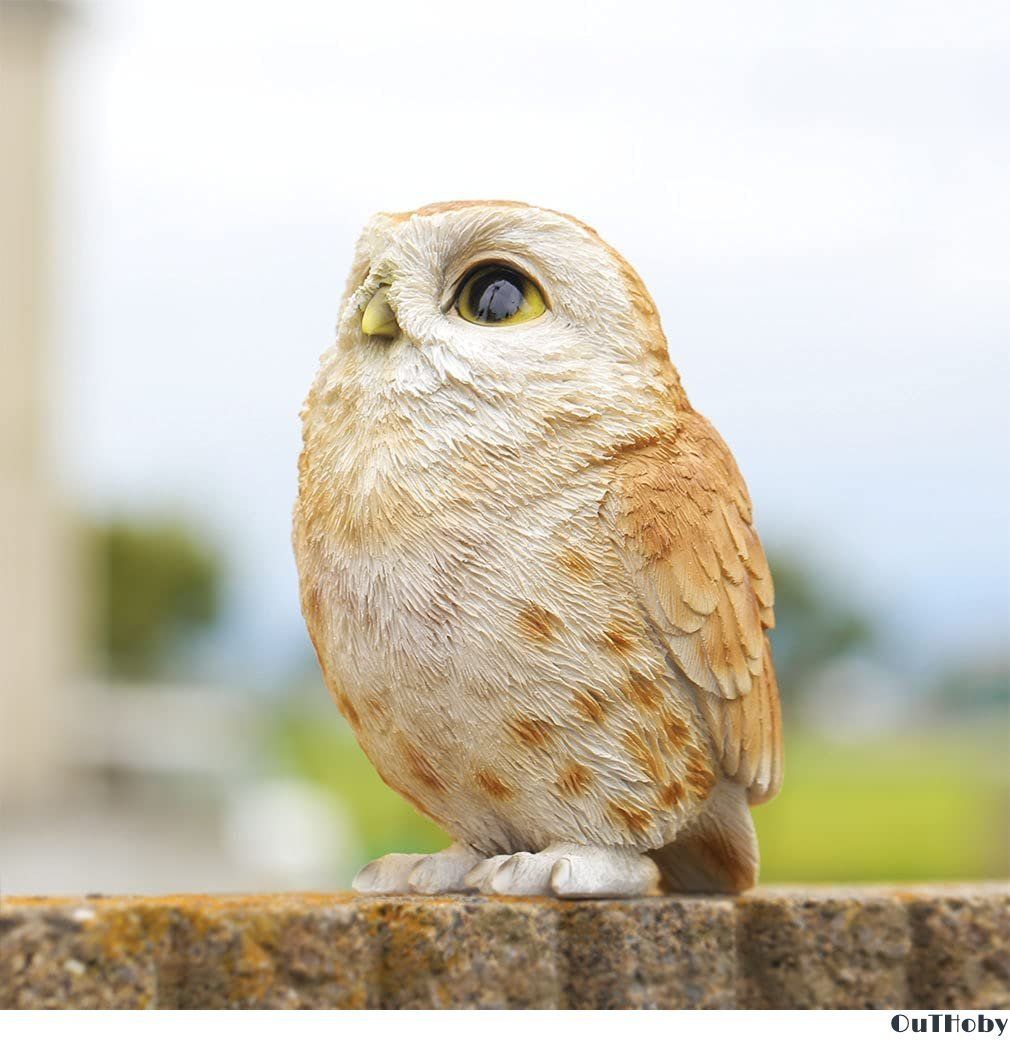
463;854;515;894
486;851;554;896
406;844;482;894
352;853;426;894
463;844;656;898
353;844;481;895
549;850;659;898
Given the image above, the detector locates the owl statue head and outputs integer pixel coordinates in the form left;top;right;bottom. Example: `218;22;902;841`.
321;201;687;426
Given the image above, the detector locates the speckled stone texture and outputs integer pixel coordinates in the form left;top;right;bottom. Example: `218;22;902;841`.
2;885;1007;1009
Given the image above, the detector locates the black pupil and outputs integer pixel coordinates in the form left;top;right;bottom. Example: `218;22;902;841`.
467;267;526;322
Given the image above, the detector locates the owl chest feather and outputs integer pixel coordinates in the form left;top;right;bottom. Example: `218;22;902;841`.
316;419;610;681
300;365;610;636
295;360;712;852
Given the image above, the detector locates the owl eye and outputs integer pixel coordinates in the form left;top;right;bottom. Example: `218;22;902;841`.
455;264;547;326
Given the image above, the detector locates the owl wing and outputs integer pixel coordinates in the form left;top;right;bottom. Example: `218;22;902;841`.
600;411;783;804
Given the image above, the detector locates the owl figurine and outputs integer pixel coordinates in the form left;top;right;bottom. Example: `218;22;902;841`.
294;201;783;898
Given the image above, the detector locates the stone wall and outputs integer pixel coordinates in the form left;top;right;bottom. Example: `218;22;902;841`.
2;884;1007;1009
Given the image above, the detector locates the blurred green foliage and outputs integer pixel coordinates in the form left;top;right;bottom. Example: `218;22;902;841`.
271;706;447;863
88;517;223;679
271;706;1009;883
931;658;1010;716
767;551;876;701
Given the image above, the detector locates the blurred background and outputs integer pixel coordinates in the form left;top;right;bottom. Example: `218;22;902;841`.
2;0;1007;894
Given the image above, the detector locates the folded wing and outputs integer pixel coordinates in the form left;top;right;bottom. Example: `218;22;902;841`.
601;412;783;804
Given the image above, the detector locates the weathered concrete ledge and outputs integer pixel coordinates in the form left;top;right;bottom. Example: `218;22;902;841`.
2;884;1007;1009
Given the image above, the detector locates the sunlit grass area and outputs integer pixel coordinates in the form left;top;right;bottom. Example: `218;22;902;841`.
270;708;1009;885
753;728;1008;882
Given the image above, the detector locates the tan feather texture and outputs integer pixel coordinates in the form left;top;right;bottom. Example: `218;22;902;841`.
603;413;782;804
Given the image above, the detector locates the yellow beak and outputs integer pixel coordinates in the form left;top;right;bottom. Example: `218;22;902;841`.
361;285;400;338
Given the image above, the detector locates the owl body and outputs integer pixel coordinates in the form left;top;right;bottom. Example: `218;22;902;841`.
295;202;782;895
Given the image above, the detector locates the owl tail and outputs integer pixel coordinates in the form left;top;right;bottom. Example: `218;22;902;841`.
649;781;759;894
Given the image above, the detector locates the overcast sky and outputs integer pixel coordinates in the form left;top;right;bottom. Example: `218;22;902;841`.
52;0;1010;681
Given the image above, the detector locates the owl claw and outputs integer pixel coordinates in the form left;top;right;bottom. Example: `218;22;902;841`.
406;844;482;894
470;852;555;896
549;850;659;898
354;843;659;897
462;854;512;893
550;857;575;892
464;844;659;898
353;844;481;895
352;853;426;894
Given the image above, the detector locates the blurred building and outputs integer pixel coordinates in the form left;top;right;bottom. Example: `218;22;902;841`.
0;0;75;806
0;9;354;885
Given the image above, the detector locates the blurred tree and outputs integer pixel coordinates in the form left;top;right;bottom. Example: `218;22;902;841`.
930;656;1010;716
88;517;223;679
767;551;876;701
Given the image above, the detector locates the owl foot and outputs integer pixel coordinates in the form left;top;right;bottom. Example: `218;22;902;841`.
463;843;660;898
352;842;482;895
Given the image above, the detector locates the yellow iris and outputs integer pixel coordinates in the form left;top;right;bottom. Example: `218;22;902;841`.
456;264;547;326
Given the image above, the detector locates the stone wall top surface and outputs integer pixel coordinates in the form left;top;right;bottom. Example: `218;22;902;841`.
2;883;1007;1010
